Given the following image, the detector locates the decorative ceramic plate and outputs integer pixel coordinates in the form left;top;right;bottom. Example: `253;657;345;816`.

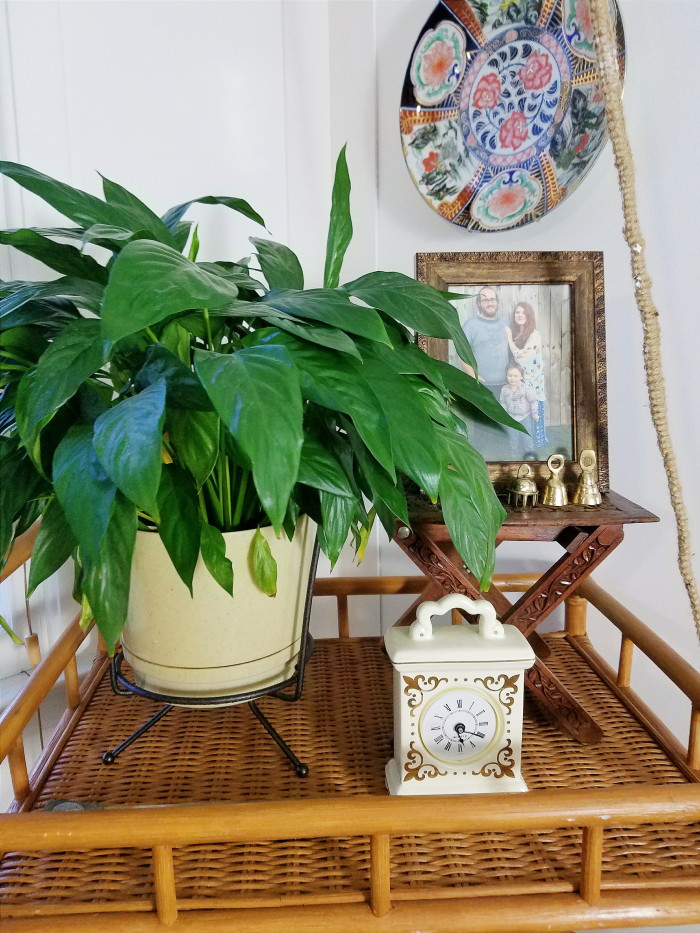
400;0;625;231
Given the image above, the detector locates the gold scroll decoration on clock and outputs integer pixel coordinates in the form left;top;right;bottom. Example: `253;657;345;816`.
404;742;448;782
472;739;516;780
474;674;519;712
403;674;448;716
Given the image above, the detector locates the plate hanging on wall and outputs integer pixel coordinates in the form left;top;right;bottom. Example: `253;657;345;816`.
400;0;625;232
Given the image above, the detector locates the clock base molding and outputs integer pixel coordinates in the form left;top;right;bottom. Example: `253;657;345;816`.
385;756;529;795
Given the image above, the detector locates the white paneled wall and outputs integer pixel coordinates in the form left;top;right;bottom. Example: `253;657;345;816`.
1;5;699;928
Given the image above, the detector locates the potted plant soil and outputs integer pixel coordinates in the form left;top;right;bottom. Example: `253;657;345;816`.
0;149;514;697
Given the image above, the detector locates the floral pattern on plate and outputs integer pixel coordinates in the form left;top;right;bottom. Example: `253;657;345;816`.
562;0;617;62
399;0;625;231
401;114;484;215
460;27;570;169
410;21;467;106
469;0;543;38
470;167;543;229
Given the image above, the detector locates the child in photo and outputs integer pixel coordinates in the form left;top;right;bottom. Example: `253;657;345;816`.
499;363;539;459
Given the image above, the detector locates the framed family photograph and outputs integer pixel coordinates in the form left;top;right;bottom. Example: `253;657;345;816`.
416;251;608;490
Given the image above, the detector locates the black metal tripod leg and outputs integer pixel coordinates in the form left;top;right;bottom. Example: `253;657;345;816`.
248;701;309;777
101;704;173;765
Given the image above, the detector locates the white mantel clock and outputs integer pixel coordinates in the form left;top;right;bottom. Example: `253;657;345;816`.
385;594;536;796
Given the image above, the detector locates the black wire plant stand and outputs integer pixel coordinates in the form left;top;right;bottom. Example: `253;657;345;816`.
102;540;320;778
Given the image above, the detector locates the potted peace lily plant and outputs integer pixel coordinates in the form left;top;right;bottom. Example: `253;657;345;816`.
0;149;513;698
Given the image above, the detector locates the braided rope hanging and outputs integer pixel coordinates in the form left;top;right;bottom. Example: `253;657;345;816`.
589;0;700;641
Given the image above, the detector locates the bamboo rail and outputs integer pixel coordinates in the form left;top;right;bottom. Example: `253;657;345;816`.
0;522;39;583
0;614;91;761
1;891;699;933
3;784;699;852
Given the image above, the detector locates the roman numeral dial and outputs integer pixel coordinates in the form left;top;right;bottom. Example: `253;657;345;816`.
418;687;500;763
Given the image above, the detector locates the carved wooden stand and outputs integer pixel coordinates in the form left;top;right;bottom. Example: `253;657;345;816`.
392;490;658;744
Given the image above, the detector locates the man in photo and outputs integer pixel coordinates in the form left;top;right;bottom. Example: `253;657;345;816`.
462;286;512;458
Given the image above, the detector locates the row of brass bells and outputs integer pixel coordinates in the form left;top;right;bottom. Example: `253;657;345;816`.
509;451;601;508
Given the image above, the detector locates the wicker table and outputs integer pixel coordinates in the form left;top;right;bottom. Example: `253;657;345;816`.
392;490;658;743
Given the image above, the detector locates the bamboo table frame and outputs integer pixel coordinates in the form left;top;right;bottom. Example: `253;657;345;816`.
2;519;700;931
392;490;658;744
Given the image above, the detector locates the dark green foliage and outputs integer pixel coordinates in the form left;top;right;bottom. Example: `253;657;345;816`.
0;149;508;651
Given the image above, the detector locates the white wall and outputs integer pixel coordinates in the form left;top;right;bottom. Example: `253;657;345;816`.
1;2;699;927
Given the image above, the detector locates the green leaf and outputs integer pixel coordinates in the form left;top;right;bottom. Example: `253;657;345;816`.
0;613;24;645
80;224;146;250
135;344;212;411
439;468;499;590
14;496;48;538
261;331;395;477
167;408;219;488
249;527;277;596
194;346;303;532
78;382;112;423
0;299;80;335
187;224;200;261
0;161;176;246
0;437;44;563
15;318;107;441
373;338;442;380
317;491;355;567
297;436;354;497
52;424;118;562
101;240;241;343
251;237;304;290
101;174;176;245
0;229;108;283
429;354;524;429
93;380;167;517
1;323;46;364
159;321;191;364
156;463;201;594
257;315;361;358
173;221;194;253
344;420;410;529
263;288;391;346
436;426;505;589
324;145;352;289
161;195;266;231
26;497;78;596
200;522;233;595
0;278;104;320
81;491;137;653
197;262;266;293
357;346;441;500
344;271;478;371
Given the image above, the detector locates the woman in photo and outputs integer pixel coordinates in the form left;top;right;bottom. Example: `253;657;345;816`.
506;301;549;447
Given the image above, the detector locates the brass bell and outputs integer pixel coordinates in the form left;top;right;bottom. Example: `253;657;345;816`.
541;454;568;507
572;449;602;506
508;464;539;508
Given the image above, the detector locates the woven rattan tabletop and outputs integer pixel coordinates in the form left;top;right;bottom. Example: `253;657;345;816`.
1;635;699;916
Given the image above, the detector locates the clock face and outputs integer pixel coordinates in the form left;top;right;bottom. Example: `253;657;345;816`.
419;687;501;763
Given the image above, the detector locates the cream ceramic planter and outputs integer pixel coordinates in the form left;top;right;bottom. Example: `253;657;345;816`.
121;517;316;700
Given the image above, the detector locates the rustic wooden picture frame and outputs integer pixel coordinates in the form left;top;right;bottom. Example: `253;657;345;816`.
416;251;608;491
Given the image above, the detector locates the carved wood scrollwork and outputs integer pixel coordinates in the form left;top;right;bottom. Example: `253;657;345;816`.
526;663;602;744
399;534;480;599
506;526;624;635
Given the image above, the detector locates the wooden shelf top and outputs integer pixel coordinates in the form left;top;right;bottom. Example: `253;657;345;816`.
405;489;659;533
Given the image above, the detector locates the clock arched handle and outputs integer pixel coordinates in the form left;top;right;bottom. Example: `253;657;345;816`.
410;594;504;641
